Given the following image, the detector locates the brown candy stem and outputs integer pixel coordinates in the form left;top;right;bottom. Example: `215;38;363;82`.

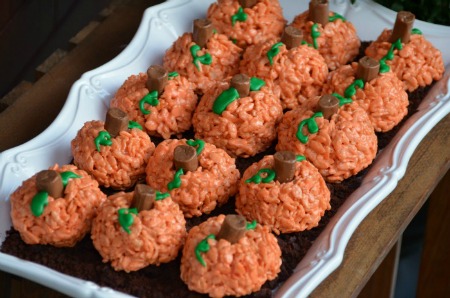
356;56;380;82
146;65;168;95
308;0;329;26
216;214;247;244
173;145;198;172
105;107;129;138
36;170;64;198
389;11;415;43
274;151;297;183
238;0;258;8
231;74;250;98
193;19;214;48
319;94;339;120
281;26;303;50
131;184;156;211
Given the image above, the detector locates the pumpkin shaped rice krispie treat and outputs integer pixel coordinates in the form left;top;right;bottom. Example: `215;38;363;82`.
163;19;242;95
364;11;444;92
236;152;331;234
10;164;106;247
192;74;283;157
276;94;377;183
180;214;281;297
91;184;186;272
110;65;198;139
72;107;155;190
240;25;328;110
291;0;360;70
322;56;409;132
145;139;240;218
207;0;286;48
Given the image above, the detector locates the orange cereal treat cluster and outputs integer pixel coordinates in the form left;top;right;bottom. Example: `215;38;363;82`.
110;65;198;139
291;0;360;70
71;108;155;190
277;95;377;183
192;74;283;157
207;0;286;49
322;57;409;132
10;164;106;247
364;11;444;92
145;139;240;218
240;26;328;110
236;153;330;234
91;185;186;272
163;19;242;95
180;214;281;297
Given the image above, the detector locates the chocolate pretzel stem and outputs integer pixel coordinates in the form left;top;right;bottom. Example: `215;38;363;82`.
193;19;214;48
216;214;247;244
356;56;380;82
231;74;250;98
146;65;168;95
308;0;329;26
281;26;303;50
389;11;415;43
319;94;339;120
131;184;156;211
105;107;129;138
173;145;198;172
36;170;64;198
274;151;297;183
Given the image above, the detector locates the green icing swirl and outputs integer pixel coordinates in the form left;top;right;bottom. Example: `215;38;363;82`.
139;90;159;115
296;155;306;162
195;234;216;267
31;191;49;217
267;42;283;66
296;112;323;144
95;131;112;152
379;38;403;73
246;220;257;230
245;168;276;184
118;208;138;234
168;168;184;191
128;121;143;130
168;71;179;79
156;191;170;201
311;23;320;49
332;93;353;107
187;139;205;155
190;44;212;70
411;28;422;35
231;7;247;26
344;79;364;98
60;171;81;187
212;87;240;115
249;77;265;91
328;12;346;22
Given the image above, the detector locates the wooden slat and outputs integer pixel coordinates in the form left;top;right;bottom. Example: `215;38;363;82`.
311;114;450;297
0;0;163;152
416;170;450;297
0;81;33;113
358;240;401;298
35;49;68;80
68;21;100;50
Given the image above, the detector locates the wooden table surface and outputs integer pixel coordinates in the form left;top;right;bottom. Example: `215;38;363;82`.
1;0;449;297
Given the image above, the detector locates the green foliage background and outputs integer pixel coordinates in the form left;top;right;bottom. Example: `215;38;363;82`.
352;0;450;25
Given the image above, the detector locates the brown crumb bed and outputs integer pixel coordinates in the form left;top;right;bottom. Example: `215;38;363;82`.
0;41;435;297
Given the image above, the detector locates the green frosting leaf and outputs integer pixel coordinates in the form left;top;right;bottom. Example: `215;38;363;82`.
95;131;112;152
212;87;240;115
296;112;323;144
139;90;159;115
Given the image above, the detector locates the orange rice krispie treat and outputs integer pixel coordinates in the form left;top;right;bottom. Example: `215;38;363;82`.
276;94;377;183
110;65;198;139
192;74;283;157
364;11;444;92
91;184;186;272
10;164;106;247
207;0;286;49
145;139;240;218
291;0;360;70
163;19;242;95
322;56;409;132
180;214;281;297
240;26;328;110
72;108;155;190
236;152;330;234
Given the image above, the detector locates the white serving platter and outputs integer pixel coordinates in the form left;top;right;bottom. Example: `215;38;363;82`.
1;0;449;297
